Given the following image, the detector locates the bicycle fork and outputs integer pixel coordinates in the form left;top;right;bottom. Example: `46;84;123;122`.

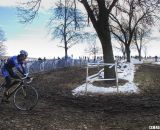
21;86;27;97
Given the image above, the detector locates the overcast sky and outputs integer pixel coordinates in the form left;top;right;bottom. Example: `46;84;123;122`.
0;0;160;59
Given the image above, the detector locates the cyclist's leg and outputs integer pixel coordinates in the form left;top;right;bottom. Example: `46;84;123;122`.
3;68;15;96
4;76;12;89
1;76;12;102
11;74;21;86
3;75;20;102
7;70;20;88
1;67;11;90
1;68;14;102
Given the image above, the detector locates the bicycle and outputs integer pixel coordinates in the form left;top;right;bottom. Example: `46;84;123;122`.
0;73;38;111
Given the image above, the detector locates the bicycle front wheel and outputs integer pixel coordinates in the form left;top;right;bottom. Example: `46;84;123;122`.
14;85;38;111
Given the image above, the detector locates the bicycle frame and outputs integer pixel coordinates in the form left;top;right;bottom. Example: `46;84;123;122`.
1;73;33;99
1;72;38;111
6;81;23;99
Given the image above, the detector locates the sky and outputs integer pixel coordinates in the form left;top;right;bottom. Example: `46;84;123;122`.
0;0;88;59
0;0;160;59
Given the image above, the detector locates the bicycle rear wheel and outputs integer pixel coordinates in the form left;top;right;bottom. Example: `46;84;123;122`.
14;85;38;110
0;82;6;103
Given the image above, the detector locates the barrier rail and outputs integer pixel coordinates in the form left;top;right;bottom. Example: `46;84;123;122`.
0;59;89;75
85;62;119;93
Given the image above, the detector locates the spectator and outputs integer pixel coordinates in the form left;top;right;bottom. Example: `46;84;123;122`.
155;56;158;62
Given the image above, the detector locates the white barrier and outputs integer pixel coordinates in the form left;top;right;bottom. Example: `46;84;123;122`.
85;62;119;93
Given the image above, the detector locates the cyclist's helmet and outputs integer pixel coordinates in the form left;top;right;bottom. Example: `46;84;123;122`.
20;50;28;57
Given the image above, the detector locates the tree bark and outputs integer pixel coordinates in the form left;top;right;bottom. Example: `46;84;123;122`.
123;52;126;60
126;45;131;62
138;51;141;61
97;22;115;78
65;47;68;59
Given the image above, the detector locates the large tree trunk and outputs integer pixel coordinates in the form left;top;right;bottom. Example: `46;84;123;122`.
64;41;68;67
64;41;68;59
123;52;126;60
98;23;115;79
65;47;68;59
102;39;115;79
126;45;131;62
138;50;141;61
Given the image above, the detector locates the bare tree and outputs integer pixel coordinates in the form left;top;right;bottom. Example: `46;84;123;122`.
113;41;126;59
17;0;119;78
48;0;88;59
17;0;41;23
78;0;118;78
0;29;6;56
85;35;102;61
133;25;151;61
110;0;160;62
143;45;147;59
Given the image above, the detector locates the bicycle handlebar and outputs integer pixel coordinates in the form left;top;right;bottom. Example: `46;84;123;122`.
21;73;33;83
12;73;33;84
21;73;29;80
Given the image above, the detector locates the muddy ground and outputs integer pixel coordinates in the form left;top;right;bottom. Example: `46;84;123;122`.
0;64;160;130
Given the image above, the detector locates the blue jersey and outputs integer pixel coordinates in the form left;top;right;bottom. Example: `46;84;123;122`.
1;56;25;77
5;56;23;69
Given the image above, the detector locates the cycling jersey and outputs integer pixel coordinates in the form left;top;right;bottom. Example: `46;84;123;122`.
1;56;26;77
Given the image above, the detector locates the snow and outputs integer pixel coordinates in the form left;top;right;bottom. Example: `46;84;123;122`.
130;58;143;64
118;63;134;82
72;82;139;96
152;62;160;65
72;59;140;96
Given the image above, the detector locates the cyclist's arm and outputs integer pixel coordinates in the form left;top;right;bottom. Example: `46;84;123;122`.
20;63;27;74
16;65;24;76
14;60;25;76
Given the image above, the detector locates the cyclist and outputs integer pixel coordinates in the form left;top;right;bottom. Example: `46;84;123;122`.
1;50;28;102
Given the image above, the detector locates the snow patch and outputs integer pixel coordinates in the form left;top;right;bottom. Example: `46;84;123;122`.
72;82;139;96
72;61;140;95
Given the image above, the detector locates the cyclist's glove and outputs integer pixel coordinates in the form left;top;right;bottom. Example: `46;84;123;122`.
23;73;28;77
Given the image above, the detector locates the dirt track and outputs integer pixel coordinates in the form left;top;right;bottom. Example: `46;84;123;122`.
1;65;160;130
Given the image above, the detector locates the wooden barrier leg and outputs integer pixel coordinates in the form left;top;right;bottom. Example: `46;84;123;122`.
115;61;119;93
85;64;89;94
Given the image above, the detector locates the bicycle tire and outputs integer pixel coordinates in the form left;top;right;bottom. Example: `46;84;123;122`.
14;85;38;111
